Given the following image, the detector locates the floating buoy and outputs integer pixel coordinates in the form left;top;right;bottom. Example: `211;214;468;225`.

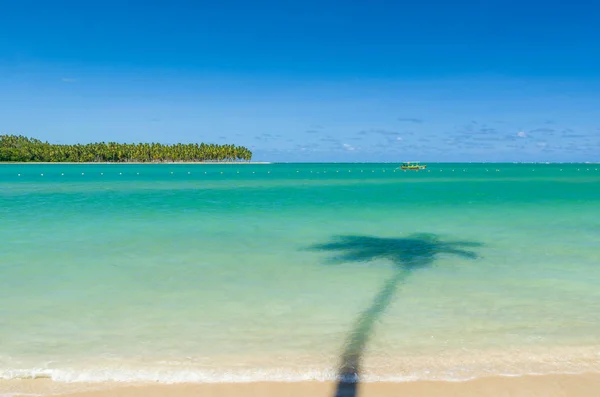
61;173;64;176
17;174;20;176
188;172;191;174
171;172;173;174
82;173;85;175
41;174;44;176
220;171;223;174
101;173;103;175
136;172;139;175
119;172;122;175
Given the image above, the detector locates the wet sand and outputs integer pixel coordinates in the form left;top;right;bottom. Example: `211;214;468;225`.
4;373;600;397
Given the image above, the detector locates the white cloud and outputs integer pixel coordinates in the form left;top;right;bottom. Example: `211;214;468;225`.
517;131;527;138
342;143;355;151
61;77;77;83
396;137;403;141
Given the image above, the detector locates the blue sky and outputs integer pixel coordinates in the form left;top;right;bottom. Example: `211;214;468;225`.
1;0;599;162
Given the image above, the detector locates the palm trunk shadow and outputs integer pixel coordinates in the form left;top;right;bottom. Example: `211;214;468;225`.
333;270;408;397
306;234;481;397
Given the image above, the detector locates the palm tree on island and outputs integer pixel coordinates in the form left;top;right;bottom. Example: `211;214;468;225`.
0;135;253;162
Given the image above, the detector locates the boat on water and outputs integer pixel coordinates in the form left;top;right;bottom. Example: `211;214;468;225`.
399;161;426;170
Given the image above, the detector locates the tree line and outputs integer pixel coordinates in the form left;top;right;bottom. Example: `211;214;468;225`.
0;135;253;162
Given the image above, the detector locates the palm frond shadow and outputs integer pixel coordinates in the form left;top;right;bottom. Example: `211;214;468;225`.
308;233;482;397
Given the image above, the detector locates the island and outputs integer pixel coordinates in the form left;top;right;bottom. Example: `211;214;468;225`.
0;135;252;163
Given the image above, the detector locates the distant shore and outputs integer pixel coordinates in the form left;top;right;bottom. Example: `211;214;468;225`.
0;161;271;165
4;373;600;397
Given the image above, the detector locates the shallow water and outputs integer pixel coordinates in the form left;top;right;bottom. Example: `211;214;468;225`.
1;163;600;384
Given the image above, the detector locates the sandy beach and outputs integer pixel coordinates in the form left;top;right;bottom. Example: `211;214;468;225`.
3;374;600;397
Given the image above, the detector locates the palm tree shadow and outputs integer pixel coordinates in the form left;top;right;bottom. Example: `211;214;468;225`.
307;233;482;397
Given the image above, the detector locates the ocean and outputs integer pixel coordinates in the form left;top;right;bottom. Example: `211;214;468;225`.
1;163;599;388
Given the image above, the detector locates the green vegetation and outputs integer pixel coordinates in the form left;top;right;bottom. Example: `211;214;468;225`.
0;135;252;162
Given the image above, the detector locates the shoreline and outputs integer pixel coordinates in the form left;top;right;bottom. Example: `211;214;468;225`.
4;373;600;396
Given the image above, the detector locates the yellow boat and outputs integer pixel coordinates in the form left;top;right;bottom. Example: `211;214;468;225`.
399;162;426;170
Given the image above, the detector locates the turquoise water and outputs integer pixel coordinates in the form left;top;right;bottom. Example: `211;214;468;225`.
1;163;600;384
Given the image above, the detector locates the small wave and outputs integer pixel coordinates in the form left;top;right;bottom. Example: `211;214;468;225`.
0;366;462;384
1;367;336;384
2;366;595;385
0;393;42;397
0;369;53;380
